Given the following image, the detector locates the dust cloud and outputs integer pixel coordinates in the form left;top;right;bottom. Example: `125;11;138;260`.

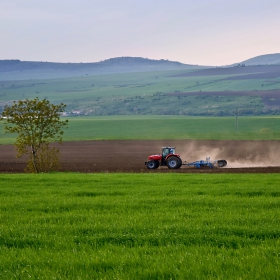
176;140;280;168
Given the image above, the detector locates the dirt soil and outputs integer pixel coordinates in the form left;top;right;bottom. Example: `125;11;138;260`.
1;140;280;173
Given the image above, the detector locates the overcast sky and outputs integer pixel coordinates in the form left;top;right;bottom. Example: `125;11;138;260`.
1;0;279;66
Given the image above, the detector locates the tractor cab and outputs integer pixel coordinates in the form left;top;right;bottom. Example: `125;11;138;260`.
161;147;175;164
162;147;175;157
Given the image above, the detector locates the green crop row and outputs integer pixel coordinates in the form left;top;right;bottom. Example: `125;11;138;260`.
1;115;280;144
0;173;279;279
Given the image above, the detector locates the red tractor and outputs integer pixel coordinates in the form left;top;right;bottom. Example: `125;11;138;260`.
145;147;227;169
145;147;182;169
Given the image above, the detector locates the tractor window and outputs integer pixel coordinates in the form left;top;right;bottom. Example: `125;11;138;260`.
162;148;169;158
162;148;175;157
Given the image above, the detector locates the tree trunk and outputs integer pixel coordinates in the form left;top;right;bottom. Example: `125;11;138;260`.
31;146;39;173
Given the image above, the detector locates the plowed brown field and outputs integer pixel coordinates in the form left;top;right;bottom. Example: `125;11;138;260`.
1;140;280;173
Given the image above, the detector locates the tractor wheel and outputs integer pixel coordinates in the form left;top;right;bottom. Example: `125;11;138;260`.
217;160;227;167
146;160;159;169
166;156;182;169
176;157;182;169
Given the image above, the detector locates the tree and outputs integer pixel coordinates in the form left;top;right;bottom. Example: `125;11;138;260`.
1;98;68;173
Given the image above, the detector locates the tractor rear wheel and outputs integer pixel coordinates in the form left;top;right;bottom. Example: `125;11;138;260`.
217;160;227;167
166;156;182;169
146;160;159;169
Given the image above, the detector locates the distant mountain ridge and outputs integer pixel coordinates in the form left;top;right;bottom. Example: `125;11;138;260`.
1;54;280;81
0;57;202;81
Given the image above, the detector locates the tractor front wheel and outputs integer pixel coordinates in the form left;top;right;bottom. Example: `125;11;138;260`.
166;156;182;169
146;160;159;169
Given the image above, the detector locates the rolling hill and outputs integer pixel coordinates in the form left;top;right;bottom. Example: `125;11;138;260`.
0;57;202;81
238;53;280;66
1;53;280;81
1;54;280;116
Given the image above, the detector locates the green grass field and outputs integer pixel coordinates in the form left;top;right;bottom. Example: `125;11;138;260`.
0;173;279;279
1;115;280;144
